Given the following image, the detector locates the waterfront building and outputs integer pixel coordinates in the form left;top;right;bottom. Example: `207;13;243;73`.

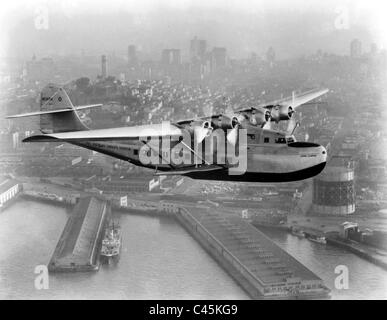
312;156;355;215
0;177;21;210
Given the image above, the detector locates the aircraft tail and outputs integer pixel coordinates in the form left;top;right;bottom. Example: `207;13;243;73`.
39;84;87;133
6;84;102;134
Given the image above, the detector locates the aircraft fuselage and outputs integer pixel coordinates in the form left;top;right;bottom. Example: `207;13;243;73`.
72;127;327;183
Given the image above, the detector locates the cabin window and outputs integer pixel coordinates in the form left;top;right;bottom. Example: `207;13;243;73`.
264;137;270;143
275;137;286;144
247;134;255;140
133;149;138;156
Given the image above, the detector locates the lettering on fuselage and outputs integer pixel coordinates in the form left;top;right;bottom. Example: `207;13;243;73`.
138;128;248;175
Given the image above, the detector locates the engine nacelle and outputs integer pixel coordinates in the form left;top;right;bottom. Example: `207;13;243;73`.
270;105;294;123
211;114;244;130
249;107;271;126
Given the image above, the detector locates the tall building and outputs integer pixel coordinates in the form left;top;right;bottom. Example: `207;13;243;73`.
211;47;227;72
101;55;107;78
171;49;181;65
198;40;207;60
350;39;362;58
266;47;276;64
127;45;137;66
161;49;181;65
190;36;207;62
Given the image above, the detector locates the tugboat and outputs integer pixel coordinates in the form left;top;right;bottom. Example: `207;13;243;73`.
291;227;305;238
100;220;121;264
307;234;327;244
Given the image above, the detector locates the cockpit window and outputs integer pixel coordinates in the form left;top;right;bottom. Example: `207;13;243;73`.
275;137;286;144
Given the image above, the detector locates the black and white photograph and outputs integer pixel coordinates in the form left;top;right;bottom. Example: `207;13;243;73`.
0;0;386;303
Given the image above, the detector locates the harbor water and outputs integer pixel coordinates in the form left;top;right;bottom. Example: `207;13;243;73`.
1;199;387;299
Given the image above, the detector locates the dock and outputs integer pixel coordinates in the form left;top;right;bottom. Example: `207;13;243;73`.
326;237;387;271
48;196;110;272
176;207;330;299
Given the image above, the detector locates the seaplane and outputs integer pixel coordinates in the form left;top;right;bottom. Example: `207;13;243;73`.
6;84;329;182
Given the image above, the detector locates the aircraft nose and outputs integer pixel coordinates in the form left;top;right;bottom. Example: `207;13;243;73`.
320;145;327;162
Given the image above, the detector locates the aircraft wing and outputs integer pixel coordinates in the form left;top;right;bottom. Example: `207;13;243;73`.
235;88;329;114
23;122;182;142
260;88;329;109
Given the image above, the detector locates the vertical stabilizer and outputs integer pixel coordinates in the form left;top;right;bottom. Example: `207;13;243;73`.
40;84;88;133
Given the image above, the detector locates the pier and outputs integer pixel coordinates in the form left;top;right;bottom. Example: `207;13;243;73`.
176;207;330;299
48;196;110;272
326;237;387;271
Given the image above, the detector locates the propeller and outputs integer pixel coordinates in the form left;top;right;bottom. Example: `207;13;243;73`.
288;106;294;118
250;109;257;125
192;120;213;144
265;110;271;122
286;116;296;134
227;126;239;146
226;115;244;146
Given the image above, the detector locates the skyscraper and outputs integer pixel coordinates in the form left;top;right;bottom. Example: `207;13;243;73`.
171;49;181;65
101;55;107;78
127;45;137;66
350;39;362;58
198;40;207;60
266;47;276;64
211;47;227;72
190;36;207;62
161;49;181;65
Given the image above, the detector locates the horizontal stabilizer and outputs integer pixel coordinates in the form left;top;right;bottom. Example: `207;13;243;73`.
6;104;102;119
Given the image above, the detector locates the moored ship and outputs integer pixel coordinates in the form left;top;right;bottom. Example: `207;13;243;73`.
307;234;327;244
291;227;305;238
100;221;121;264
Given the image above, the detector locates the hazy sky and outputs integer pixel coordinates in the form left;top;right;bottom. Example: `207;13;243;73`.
0;0;386;60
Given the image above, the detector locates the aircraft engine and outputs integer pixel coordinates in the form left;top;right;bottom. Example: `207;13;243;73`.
190;120;213;143
270;105;294;123
211;113;244;130
249;107;271;126
210;113;245;146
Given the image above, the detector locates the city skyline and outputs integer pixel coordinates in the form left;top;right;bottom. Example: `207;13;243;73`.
0;0;386;60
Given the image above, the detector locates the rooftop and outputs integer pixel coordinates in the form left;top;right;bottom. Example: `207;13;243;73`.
0;177;19;194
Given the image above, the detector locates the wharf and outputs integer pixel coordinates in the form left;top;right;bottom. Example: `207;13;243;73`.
48;196;110;272
326;237;387;271
176;207;330;299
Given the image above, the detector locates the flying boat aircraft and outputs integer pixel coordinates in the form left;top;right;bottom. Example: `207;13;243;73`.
6;84;329;182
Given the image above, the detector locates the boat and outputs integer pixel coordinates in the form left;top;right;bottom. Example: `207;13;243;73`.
100;221;121;264
307;234;327;244
291;228;305;238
